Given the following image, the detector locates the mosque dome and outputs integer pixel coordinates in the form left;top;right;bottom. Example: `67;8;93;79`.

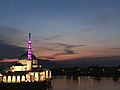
18;53;37;60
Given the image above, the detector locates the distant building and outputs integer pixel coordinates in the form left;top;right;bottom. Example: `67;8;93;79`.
0;33;51;84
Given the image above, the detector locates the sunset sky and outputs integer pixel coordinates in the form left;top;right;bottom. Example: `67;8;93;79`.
0;0;120;62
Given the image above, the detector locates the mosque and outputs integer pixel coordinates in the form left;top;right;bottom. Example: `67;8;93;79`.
0;33;52;87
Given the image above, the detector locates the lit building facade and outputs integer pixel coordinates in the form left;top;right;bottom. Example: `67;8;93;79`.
0;33;52;84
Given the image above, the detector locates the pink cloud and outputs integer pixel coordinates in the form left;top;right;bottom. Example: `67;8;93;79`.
0;58;17;62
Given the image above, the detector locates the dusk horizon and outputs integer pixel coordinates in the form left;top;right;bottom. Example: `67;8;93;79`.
0;0;120;63
0;1;120;89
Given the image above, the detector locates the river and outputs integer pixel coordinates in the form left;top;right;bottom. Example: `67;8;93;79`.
47;76;120;90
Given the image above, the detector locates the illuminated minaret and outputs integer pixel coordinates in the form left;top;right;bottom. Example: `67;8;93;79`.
28;33;32;60
27;33;32;70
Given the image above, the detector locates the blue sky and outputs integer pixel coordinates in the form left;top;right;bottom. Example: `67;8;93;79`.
0;0;120;61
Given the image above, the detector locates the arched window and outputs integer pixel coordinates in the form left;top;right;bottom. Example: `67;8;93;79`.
8;76;11;82
17;75;20;82
3;76;7;82
12;76;16;83
21;75;25;82
35;73;39;81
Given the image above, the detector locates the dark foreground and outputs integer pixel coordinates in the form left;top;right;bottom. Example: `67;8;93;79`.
0;81;52;89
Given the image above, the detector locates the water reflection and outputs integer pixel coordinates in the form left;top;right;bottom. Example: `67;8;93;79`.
50;76;120;90
31;76;120;90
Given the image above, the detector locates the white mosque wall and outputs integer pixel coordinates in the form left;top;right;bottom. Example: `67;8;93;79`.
0;69;51;83
11;66;27;72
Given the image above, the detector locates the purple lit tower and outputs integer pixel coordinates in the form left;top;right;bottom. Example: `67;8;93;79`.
28;33;32;60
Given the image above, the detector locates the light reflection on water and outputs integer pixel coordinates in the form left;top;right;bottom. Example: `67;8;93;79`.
46;76;120;90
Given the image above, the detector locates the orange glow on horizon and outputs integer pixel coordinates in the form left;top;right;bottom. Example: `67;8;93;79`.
0;58;17;62
0;47;119;62
32;47;120;61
